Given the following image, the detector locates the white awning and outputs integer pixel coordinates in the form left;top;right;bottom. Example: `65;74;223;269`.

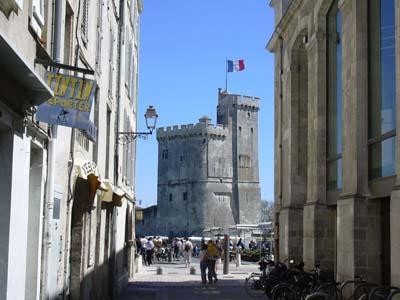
75;160;107;191
99;179;114;202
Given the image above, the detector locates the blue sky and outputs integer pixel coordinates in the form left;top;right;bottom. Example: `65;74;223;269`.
136;1;275;207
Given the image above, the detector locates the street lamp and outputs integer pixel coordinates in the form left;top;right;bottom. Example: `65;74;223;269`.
117;105;158;144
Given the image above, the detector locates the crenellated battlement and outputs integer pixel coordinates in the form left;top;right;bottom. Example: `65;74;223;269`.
157;122;228;140
218;92;260;111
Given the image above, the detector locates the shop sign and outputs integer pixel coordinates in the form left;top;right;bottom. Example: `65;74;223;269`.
36;71;97;132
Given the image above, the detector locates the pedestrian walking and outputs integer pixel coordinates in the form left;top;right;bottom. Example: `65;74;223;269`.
136;237;143;256
199;241;209;284
183;238;193;268
176;239;182;261
140;236;148;264
207;240;220;283
145;237;155;266
215;238;223;273
237;238;244;251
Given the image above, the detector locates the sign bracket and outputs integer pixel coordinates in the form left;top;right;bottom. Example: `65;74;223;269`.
34;58;95;75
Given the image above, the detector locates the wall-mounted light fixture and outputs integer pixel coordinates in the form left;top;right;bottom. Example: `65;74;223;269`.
117;105;158;145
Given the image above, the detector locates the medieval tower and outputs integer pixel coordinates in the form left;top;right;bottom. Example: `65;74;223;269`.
156;89;261;236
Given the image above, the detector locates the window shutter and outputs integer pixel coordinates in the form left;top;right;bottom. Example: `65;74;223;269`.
125;39;131;88
108;30;114;97
130;0;135;25
130;54;135;105
95;0;103;73
81;0;89;44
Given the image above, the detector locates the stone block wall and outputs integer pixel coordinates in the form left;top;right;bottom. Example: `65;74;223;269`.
268;0;400;286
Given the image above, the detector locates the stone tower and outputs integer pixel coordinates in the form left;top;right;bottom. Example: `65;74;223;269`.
217;89;261;224
156;90;261;237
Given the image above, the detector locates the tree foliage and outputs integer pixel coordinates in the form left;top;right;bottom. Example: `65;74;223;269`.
260;199;274;223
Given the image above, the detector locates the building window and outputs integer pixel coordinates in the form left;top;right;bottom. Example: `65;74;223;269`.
76;129;90;151
81;0;89;45
368;0;396;180
326;0;343;190
183;192;187;201
162;149;168;160
239;154;251;168
129;0;135;26
169;194;172;202
29;0;44;37
64;4;74;65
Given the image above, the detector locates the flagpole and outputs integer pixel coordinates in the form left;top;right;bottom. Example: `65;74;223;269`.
225;59;228;92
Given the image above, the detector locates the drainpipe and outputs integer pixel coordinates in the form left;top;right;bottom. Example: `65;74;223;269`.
111;0;125;298
41;0;62;298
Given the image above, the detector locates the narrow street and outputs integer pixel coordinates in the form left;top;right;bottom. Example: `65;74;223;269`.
118;257;259;300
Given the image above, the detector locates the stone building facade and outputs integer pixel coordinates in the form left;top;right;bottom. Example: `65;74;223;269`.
135;205;158;237
268;0;400;286
0;0;142;299
156;89;261;237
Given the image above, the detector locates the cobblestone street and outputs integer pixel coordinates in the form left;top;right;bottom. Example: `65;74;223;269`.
118;257;259;300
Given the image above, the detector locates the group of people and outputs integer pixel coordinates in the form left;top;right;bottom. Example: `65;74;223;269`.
171;238;194;267
136;236;168;266
137;236;243;285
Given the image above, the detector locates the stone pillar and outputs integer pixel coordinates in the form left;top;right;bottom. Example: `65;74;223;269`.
337;0;369;282
274;37;284;262
277;34;309;264
279;207;303;263
391;0;400;287
302;30;335;271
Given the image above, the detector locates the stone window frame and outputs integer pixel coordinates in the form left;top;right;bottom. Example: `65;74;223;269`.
29;0;45;38
183;192;187;201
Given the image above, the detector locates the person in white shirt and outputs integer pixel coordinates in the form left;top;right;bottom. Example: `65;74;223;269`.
182;238;193;268
176;239;183;261
145;237;155;265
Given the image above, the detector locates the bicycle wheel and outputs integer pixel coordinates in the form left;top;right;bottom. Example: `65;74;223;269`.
317;282;340;300
305;292;329;300
265;277;280;299
245;275;266;297
272;285;295;300
353;283;370;300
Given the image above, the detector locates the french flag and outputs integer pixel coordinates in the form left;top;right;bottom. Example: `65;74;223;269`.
227;59;245;72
